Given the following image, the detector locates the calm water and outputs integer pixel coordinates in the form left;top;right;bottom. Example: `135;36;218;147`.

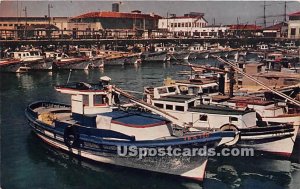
1;60;300;189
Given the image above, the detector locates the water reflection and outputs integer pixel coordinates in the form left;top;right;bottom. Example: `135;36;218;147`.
205;156;292;189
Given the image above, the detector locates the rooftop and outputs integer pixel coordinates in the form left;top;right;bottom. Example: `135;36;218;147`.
288;11;300;17
227;24;262;30
263;22;287;31
73;11;162;20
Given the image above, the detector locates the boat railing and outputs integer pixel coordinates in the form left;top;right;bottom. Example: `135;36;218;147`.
27;101;70;118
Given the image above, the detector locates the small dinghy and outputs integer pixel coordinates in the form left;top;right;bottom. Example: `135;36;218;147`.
25;77;239;181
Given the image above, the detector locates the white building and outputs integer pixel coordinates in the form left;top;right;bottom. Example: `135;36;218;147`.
196;25;228;38
158;12;208;37
288;11;300;39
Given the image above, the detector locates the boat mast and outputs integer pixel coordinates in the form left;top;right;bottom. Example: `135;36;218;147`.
214;56;300;107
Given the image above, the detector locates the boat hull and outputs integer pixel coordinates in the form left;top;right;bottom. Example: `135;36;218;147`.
53;59;91;70
0;61;26;73
141;52;167;62
237;124;298;156
24;58;53;70
169;52;190;61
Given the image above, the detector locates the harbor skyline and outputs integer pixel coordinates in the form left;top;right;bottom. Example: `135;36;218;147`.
1;1;300;26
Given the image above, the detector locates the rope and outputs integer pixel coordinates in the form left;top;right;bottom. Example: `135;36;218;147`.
213;56;300;107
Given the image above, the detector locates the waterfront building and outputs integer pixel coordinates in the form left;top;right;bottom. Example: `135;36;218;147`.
195;25;228;38
226;24;263;38
262;22;288;38
158;12;208;37
69;10;161;39
288;11;300;39
0;17;68;39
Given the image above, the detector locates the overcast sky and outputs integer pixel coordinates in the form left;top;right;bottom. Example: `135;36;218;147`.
0;1;300;26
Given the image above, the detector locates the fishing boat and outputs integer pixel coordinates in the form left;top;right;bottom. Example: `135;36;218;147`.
144;84;298;156
8;51;53;70
0;59;27;73
141;51;167;62
25;77;238;181
103;52;140;66
52;53;92;70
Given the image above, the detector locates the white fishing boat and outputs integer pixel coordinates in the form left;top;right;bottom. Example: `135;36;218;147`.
144;84;297;156
52;53;92;70
8;51;53;70
25;77;238;181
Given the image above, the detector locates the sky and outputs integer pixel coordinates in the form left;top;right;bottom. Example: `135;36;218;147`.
0;1;300;26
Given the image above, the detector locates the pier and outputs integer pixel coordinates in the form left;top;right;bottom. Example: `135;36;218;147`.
1;36;298;49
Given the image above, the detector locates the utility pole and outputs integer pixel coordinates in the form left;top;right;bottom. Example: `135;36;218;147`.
263;1;267;27
23;6;27;39
48;4;53;39
284;1;287;22
166;12;169;36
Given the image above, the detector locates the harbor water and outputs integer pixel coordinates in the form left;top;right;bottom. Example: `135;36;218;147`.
1;60;300;189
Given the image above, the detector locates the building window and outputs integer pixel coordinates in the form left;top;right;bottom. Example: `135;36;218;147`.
199;115;208;121
181;23;184;27
9;24;13;26
174;23;177;27
291;28;296;36
189;23;191;27
0;24;2;26
171;23;174;27
154;103;164;108
175;106;184;111
3;24;7;26
166;104;173;110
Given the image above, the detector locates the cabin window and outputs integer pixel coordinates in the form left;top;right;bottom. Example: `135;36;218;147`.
175;106;184;111
229;117;238;122
168;86;176;93
154;103;164;108
158;88;167;94
83;95;89;106
188;102;194;108
94;95;106;106
18;53;21;57
199;115;208;121
203;88;209;94
166;104;173;110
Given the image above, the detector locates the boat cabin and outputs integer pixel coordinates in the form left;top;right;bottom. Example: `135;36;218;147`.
8;51;43;61
55;78;171;140
150;85;257;130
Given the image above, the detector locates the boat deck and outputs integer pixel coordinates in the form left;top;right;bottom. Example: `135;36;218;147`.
34;106;76;125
